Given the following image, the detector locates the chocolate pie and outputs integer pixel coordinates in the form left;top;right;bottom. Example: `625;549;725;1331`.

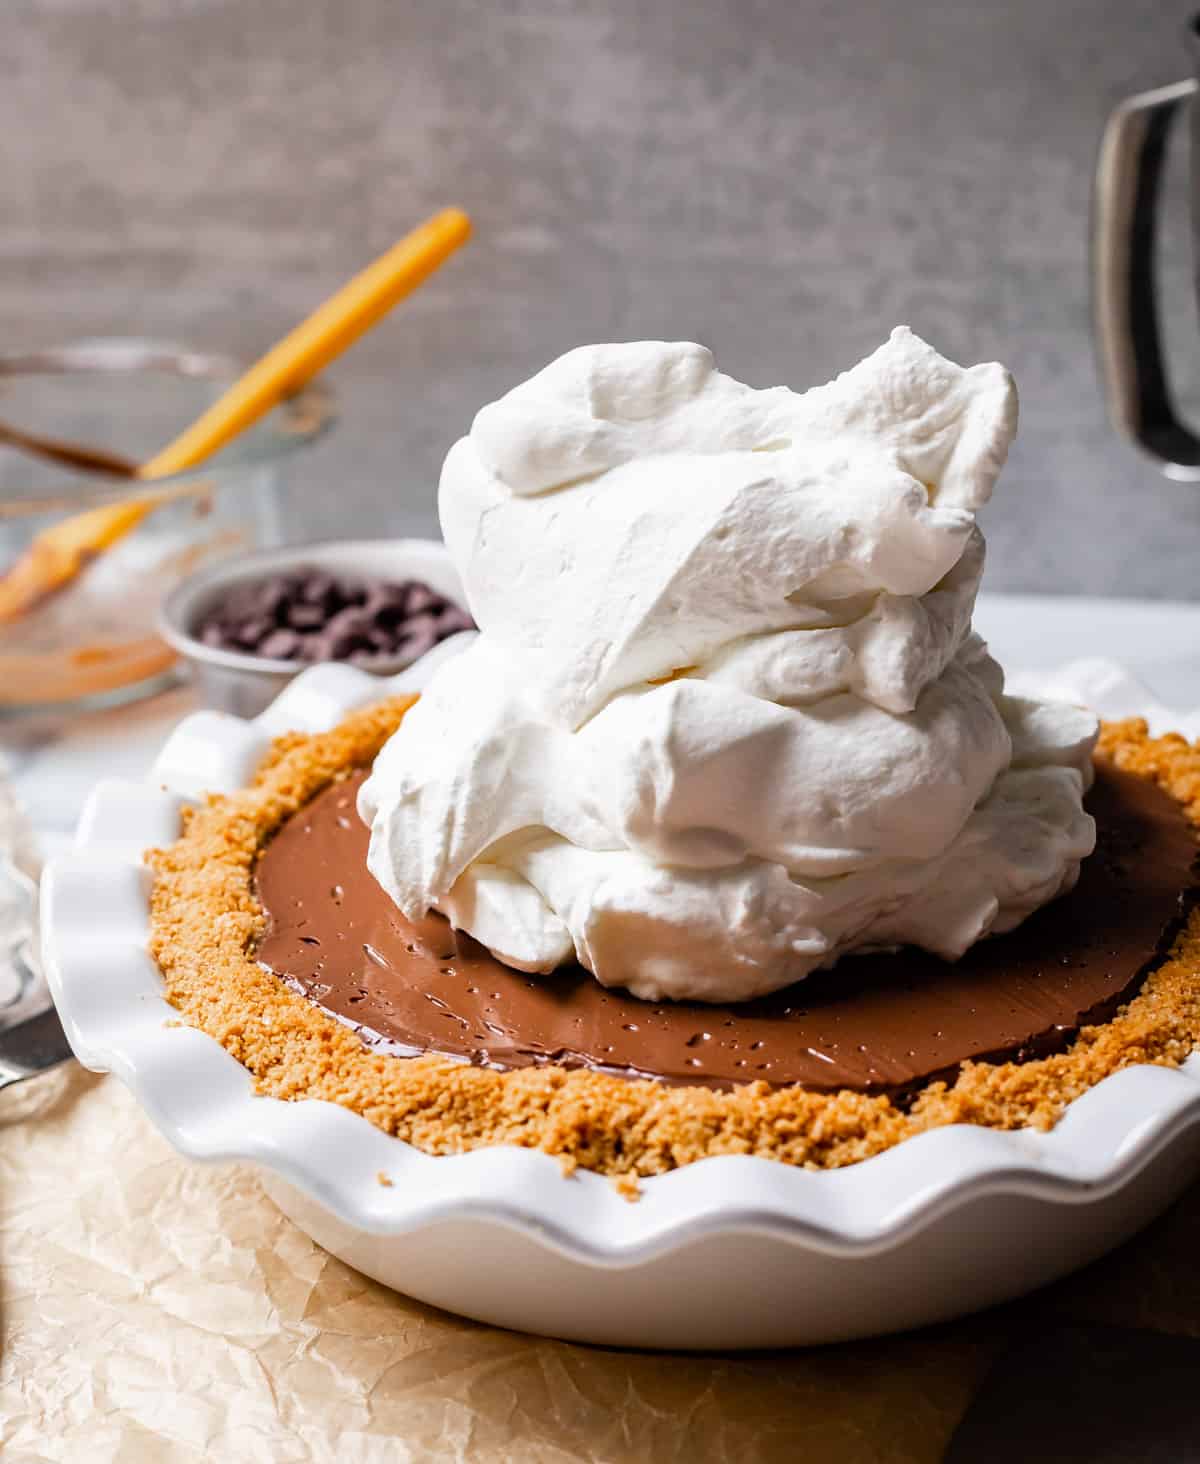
147;695;1200;1183
145;332;1200;1182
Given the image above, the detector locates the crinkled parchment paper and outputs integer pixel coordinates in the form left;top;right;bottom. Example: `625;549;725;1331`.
4;1065;1200;1464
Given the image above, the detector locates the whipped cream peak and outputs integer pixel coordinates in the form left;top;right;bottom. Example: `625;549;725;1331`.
470;329;1016;510
361;331;1095;1003
443;328;1017;731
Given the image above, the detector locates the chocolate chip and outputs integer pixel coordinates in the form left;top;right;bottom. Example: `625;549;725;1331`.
234;615;273;648
285;603;327;631
405;584;441;614
319;607;369;659
338;578;369;608
324;605;373;636
372;582;413;609
391;612;438;663
300;572;337;608
255;580;290;622
364;584;412;629
259;628;303;660
435;605;475;635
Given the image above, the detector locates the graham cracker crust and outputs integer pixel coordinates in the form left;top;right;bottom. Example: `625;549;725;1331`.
145;702;1200;1181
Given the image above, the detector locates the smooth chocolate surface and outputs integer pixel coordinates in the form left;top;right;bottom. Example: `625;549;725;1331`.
254;762;1198;1093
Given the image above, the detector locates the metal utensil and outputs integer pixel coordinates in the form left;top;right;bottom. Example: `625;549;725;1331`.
0;1002;73;1090
0;416;139;477
1092;14;1200;478
0;750;73;1088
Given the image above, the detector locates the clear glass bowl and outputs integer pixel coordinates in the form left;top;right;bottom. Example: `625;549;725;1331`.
0;339;335;711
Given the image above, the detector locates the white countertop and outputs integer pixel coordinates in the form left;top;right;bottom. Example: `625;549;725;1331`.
973;594;1200;708
6;592;1200;851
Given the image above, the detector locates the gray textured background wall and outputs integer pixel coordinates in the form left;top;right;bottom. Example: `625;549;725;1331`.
6;0;1200;596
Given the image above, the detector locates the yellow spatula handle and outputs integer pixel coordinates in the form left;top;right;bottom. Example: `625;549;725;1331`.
140;207;472;480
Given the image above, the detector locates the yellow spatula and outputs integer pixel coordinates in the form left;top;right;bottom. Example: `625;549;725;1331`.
0;207;471;624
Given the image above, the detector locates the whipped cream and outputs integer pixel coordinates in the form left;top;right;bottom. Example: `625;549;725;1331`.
360;329;1098;1002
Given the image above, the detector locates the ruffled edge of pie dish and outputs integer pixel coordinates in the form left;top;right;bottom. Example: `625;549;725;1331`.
40;650;1200;1266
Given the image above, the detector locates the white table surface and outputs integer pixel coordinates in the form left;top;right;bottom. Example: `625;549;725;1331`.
6;592;1200;851
975;594;1200;708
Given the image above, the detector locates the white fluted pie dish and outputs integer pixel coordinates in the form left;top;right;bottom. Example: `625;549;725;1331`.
40;588;1200;1349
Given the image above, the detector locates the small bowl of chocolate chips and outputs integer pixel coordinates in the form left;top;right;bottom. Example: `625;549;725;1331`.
160;539;475;716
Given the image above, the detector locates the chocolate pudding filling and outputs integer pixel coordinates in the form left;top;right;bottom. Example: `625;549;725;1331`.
253;761;1198;1094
